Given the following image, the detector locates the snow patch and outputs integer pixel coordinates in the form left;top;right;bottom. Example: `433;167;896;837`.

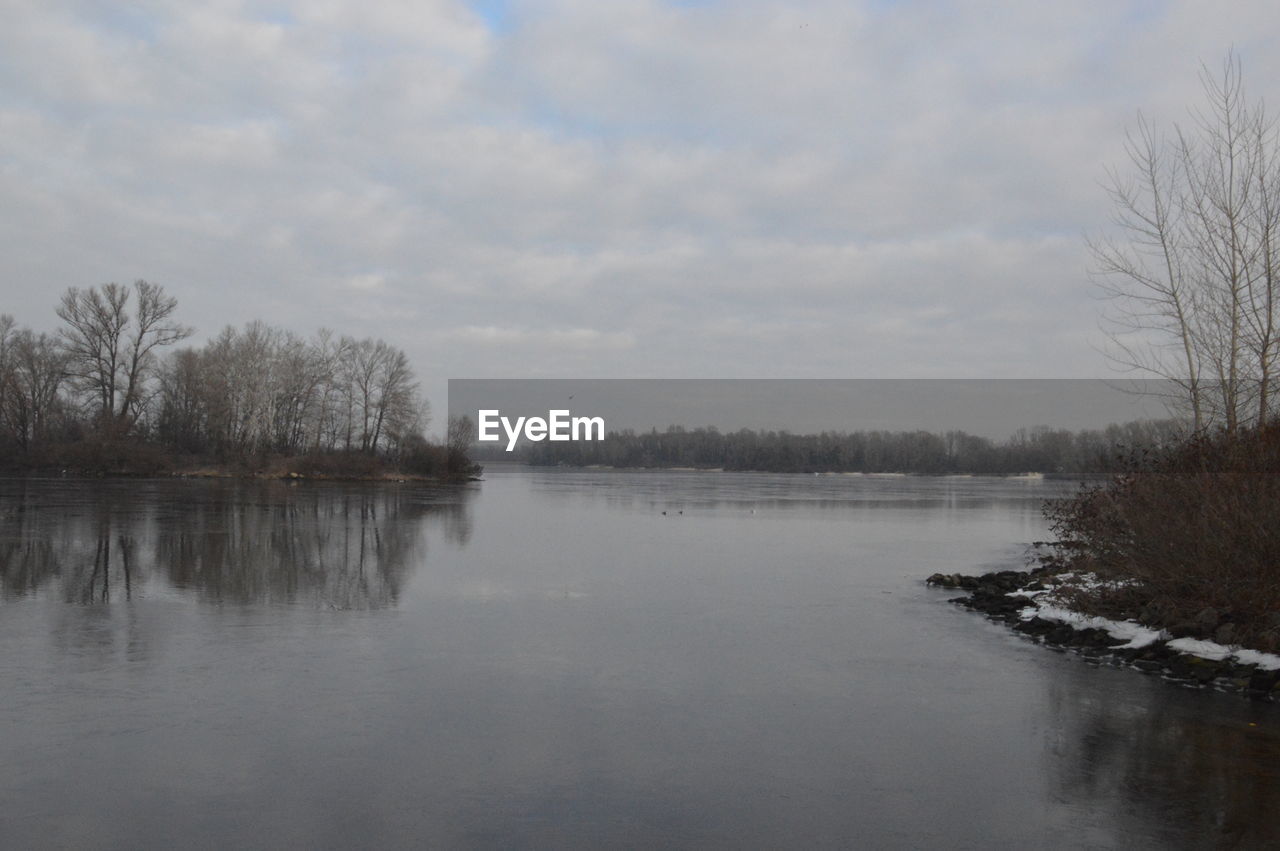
1019;602;1166;649
1167;638;1280;671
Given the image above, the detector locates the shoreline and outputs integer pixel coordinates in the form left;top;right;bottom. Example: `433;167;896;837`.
929;568;1280;702
515;463;1091;478
3;467;479;484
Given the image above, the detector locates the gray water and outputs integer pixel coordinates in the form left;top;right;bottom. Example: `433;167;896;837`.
1;468;1277;849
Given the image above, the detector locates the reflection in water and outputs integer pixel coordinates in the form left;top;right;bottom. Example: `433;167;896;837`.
522;465;1080;517
0;478;473;609
1046;666;1280;847
0;482;64;599
3;468;1277;847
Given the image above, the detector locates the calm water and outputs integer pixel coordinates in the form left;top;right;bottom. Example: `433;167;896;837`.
1;468;1278;849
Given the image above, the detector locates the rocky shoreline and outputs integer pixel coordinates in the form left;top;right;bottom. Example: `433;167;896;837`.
928;568;1280;702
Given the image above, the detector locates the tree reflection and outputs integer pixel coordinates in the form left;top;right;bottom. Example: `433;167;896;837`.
1045;666;1280;846
72;516;136;604
0;480;472;609
0;479;66;597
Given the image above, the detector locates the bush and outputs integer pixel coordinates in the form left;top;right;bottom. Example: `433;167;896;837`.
1045;424;1280;650
20;439;174;476
276;450;387;479
397;434;481;481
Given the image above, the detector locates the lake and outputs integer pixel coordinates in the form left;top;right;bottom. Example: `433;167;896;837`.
1;467;1278;848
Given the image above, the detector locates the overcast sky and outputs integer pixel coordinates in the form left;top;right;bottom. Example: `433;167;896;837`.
3;1;1279;421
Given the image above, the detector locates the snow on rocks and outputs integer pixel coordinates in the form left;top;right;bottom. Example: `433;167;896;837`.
1166;638;1280;671
1020;603;1166;650
927;568;1280;701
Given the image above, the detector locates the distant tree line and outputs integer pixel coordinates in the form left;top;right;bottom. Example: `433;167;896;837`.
517;419;1188;475
1;280;473;477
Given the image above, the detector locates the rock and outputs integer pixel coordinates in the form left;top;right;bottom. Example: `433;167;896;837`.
1073;627;1104;647
928;566;1276;703
1227;663;1257;680
1091;629;1119;647
1047;626;1075;645
982;600;1020;618
1249;672;1278;692
1138;603;1163;626
993;571;1028;591
1195;607;1220;628
1214;622;1237;645
1014;617;1051;636
1192;665;1220;684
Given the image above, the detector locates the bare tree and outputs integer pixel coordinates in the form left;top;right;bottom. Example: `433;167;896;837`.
157;348;208;452
121;281;192;424
198;322;278;454
1091;52;1280;433
56;283;129;425
4;292;440;468
446;414;473;455
56;280;192;434
0;314;18;444
5;330;67;448
308;330;349;452
369;344;417;453
339;337;419;454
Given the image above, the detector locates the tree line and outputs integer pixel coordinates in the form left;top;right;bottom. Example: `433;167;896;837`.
1;280;470;477
156;323;418;457
515;419;1187;475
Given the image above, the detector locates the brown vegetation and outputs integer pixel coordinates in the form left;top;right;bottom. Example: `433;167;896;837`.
1045;424;1280;651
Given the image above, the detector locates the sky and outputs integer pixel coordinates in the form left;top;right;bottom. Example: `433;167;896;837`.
448;379;1173;438
2;0;1279;426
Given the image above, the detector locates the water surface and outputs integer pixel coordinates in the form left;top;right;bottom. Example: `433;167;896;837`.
1;469;1277;848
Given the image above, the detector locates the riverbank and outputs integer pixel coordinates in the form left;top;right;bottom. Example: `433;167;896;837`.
522;462;1090;479
929;568;1280;701
169;467;476;483
4;443;481;483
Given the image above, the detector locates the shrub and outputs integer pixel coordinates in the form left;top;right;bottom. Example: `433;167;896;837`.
1045;423;1280;650
22;439;174;476
279;450;387;479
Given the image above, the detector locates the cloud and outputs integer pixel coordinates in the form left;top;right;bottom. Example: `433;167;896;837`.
446;325;637;351
1;0;1277;412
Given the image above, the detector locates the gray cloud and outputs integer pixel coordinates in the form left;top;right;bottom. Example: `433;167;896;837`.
3;0;1279;421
